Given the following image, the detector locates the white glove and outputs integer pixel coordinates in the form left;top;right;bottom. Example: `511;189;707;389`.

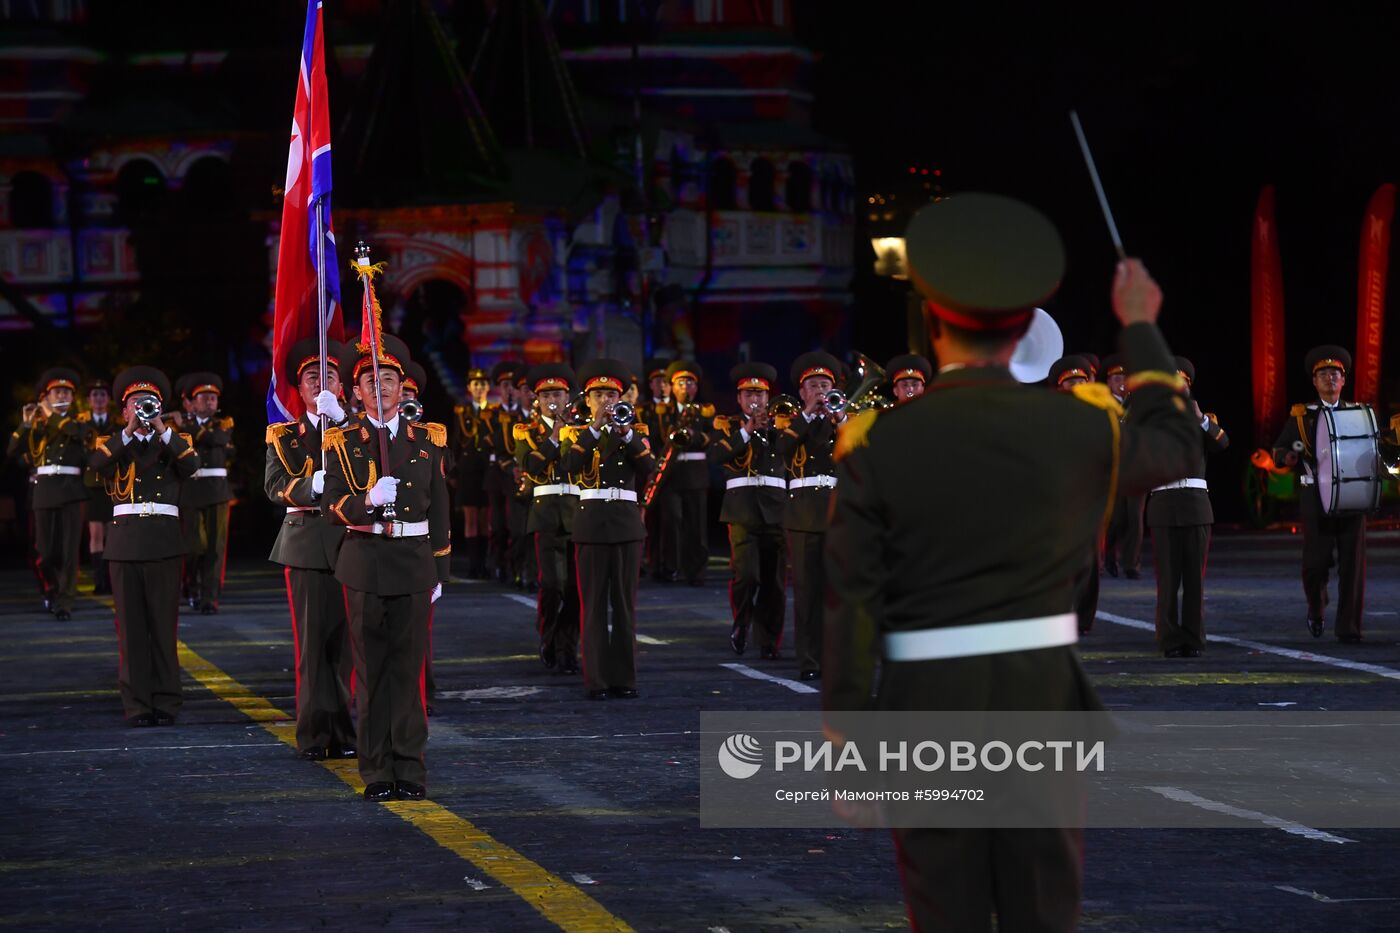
314;390;345;422
311;470;325;495
430;582;442;604
367;476;399;507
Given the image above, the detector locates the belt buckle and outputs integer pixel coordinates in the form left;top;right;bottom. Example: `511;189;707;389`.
138;501;155;517
383;521;399;539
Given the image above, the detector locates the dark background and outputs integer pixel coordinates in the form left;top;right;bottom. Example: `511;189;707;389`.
5;3;1400;560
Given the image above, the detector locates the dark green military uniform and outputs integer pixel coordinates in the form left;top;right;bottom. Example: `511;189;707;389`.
652;361;713;585
823;193;1201;931
1147;357;1229;656
178;372;235;613
509;371;539;590
484;361;526;582
450;366;492;576
1050;355;1102;635
1100;355;1145;579
1271;345;1368;641
7;368;91;618
78;379;116;595
323;335;451;794
709;363;787;657
563;359;655;698
776;351;844;679
638;358;671;578
266;338;355;757
91;367;202;725
516;364;581;672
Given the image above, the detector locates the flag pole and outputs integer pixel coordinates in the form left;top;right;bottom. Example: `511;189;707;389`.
315;198;329;464
354;240;395;521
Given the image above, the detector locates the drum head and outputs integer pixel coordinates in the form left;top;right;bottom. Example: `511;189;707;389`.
1316;406;1381;514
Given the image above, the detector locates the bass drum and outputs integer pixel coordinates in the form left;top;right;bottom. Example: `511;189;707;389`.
1315;405;1382;515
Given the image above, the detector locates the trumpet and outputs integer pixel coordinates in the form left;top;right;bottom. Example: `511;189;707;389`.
134;396;162;425
668;400;701;445
767;395;801;419
399;398;423;422
565;392;592;426
821;389;849;414
609;401;636;430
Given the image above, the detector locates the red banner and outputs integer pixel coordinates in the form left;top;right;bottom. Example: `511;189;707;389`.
1354;183;1395;410
1250;186;1287;446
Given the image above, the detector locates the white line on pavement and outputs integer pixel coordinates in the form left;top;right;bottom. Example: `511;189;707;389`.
571;873;598;885
1096;611;1400;682
1274;885;1398;903
500;594;669;643
0;743;286;758
720;662;818;695
463;877;490;891
1143;786;1356;844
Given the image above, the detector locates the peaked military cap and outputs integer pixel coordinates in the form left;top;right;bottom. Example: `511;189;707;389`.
666;360;703;384
285;337;348;385
1049;355;1094;388
730;362;778;392
36;367;80;397
113;366;172;404
886;354;932;385
1305;345;1351;376
527;363;575;394
578;358;632;393
905;193;1065;332
790;351;842;389
181;372;224;399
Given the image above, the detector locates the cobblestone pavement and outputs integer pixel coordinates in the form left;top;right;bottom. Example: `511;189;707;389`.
1;533;1398;931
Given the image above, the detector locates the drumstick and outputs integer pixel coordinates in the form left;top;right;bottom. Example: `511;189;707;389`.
1069;110;1127;260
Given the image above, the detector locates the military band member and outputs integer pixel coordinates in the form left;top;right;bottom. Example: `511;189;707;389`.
322;334;450;801
80;378;115;595
639;358;672;580
8;367;90;619
451;367;492;578
563;359;655;699
886;353;931;405
709;363;787;658
177;372;235;614
655;360;714;586
400;359;442;710
1101;354;1144;579
515;363;581;673
510;370;538;590
776;350;845;681
1271;345;1368;641
824;193;1199;931
1051;355;1102;635
1148;357;1228;657
485;361;525;582
91;366;202;725
266;338;356;760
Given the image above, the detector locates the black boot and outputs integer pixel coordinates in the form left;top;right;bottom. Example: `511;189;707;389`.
92;554;110;595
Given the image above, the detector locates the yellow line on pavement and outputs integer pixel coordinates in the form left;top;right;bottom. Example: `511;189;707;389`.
1095;671;1377;686
80;590;631;933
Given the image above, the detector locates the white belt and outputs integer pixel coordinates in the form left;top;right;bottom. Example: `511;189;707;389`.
884;613;1079;661
675;452;706;461
1299;476;1315;486
578;487;638;503
489;455;498;462
1152;478;1208;492
36;465;82;476
726;476;786;490
348;520;430;537
192;467;228;478
286;506;319;514
533;483;580;498
113;502;180;519
789;475;837;490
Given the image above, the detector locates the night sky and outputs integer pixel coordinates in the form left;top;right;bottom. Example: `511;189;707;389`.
805;5;1400;517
